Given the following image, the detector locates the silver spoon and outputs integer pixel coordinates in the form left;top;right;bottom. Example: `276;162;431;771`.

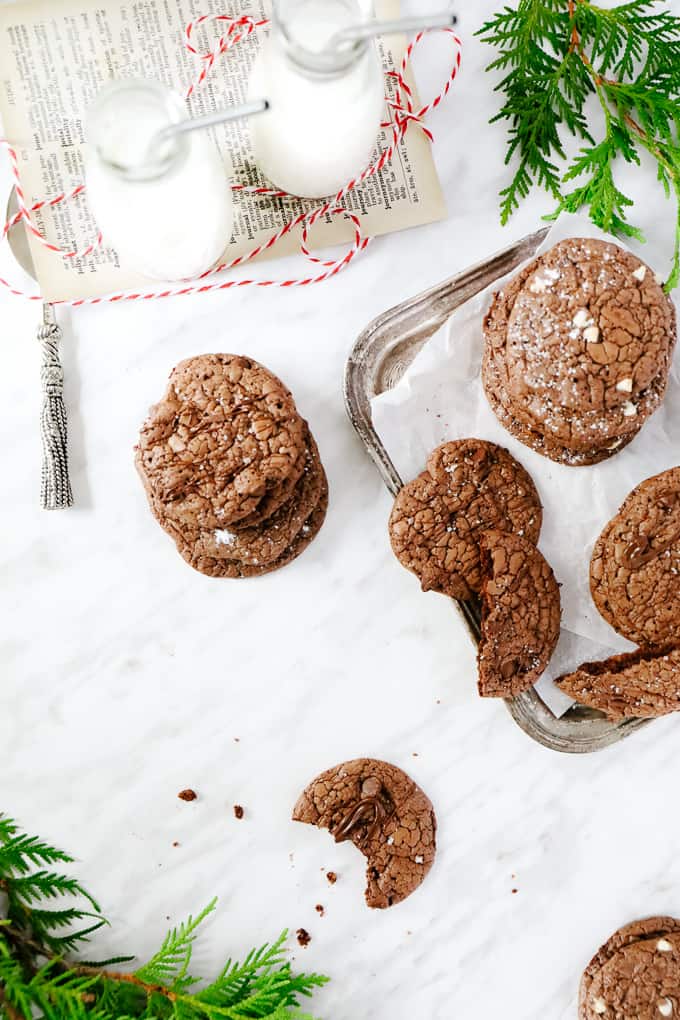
6;189;73;510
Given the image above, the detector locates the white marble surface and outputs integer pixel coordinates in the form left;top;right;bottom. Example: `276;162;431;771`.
2;4;680;1018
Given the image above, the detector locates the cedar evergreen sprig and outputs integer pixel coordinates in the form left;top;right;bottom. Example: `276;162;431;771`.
0;816;328;1020
477;0;680;289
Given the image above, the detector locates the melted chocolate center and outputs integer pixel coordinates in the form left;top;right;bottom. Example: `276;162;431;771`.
622;489;680;569
332;777;394;847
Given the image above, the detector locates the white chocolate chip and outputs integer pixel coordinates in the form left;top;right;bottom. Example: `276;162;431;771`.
592;997;607;1015
584;325;601;343
215;529;236;547
656;272;665;286
622;401;638;417
415;855;424;864
633;265;647;282
616;378;634;393
657;939;674;952
529;277;547;293
387;836;394;846
658;998;673;1017
573;308;590;328
167;434;186;453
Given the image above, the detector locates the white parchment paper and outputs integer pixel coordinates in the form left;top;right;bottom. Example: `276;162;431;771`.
371;213;680;716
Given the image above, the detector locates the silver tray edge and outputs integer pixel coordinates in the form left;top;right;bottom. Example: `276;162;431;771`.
344;230;649;755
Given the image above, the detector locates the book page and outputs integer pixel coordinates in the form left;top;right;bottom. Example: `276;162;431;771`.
0;0;447;302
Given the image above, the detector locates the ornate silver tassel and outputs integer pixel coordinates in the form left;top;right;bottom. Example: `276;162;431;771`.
38;304;73;510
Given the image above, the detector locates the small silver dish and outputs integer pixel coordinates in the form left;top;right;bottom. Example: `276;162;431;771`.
344;228;648;754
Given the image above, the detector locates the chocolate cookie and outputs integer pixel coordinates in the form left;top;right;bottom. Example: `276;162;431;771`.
136;354;307;529
175;488;328;579
590;468;680;647
478;530;561;698
188;432;326;568
293;758;436;910
482;344;642;467
556;645;680;720
581;923;680;1019
483;238;676;464
389;440;542;600
580;918;680;1020
234;441;309;530
485;239;676;444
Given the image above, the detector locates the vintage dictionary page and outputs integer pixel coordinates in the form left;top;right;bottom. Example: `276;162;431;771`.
0;0;447;302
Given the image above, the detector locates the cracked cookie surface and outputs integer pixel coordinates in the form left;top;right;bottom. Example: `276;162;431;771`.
185;431;325;569
478;530;561;698
136;354;307;529
556;646;680;720
582;925;680;1020
482;342;643;466
141;429;327;578
482;238;676;463
389;440;542;601
580;918;680;1020
293;758;436;909
590;467;680;647
176;488;328;579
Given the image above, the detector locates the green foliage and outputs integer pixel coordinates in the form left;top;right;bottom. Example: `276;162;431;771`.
477;0;680;289
0;817;328;1020
0;815;106;957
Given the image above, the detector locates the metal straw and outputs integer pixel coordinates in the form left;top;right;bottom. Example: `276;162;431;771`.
110;98;270;179
153;98;269;148
325;9;457;53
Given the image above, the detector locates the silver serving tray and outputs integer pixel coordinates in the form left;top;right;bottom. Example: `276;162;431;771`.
344;228;649;754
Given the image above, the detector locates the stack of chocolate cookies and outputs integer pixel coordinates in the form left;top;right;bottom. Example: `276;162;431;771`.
482;238;677;466
136;354;328;578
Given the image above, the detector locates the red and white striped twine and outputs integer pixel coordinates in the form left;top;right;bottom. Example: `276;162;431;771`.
0;13;461;306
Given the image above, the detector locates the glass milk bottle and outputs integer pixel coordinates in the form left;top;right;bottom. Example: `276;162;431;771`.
85;80;233;281
249;0;385;198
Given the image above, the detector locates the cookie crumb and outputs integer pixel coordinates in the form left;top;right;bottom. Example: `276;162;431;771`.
172;841;180;847
296;928;311;948
315;904;325;916
233;805;244;819
326;871;337;885
178;789;197;802
511;888;518;894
